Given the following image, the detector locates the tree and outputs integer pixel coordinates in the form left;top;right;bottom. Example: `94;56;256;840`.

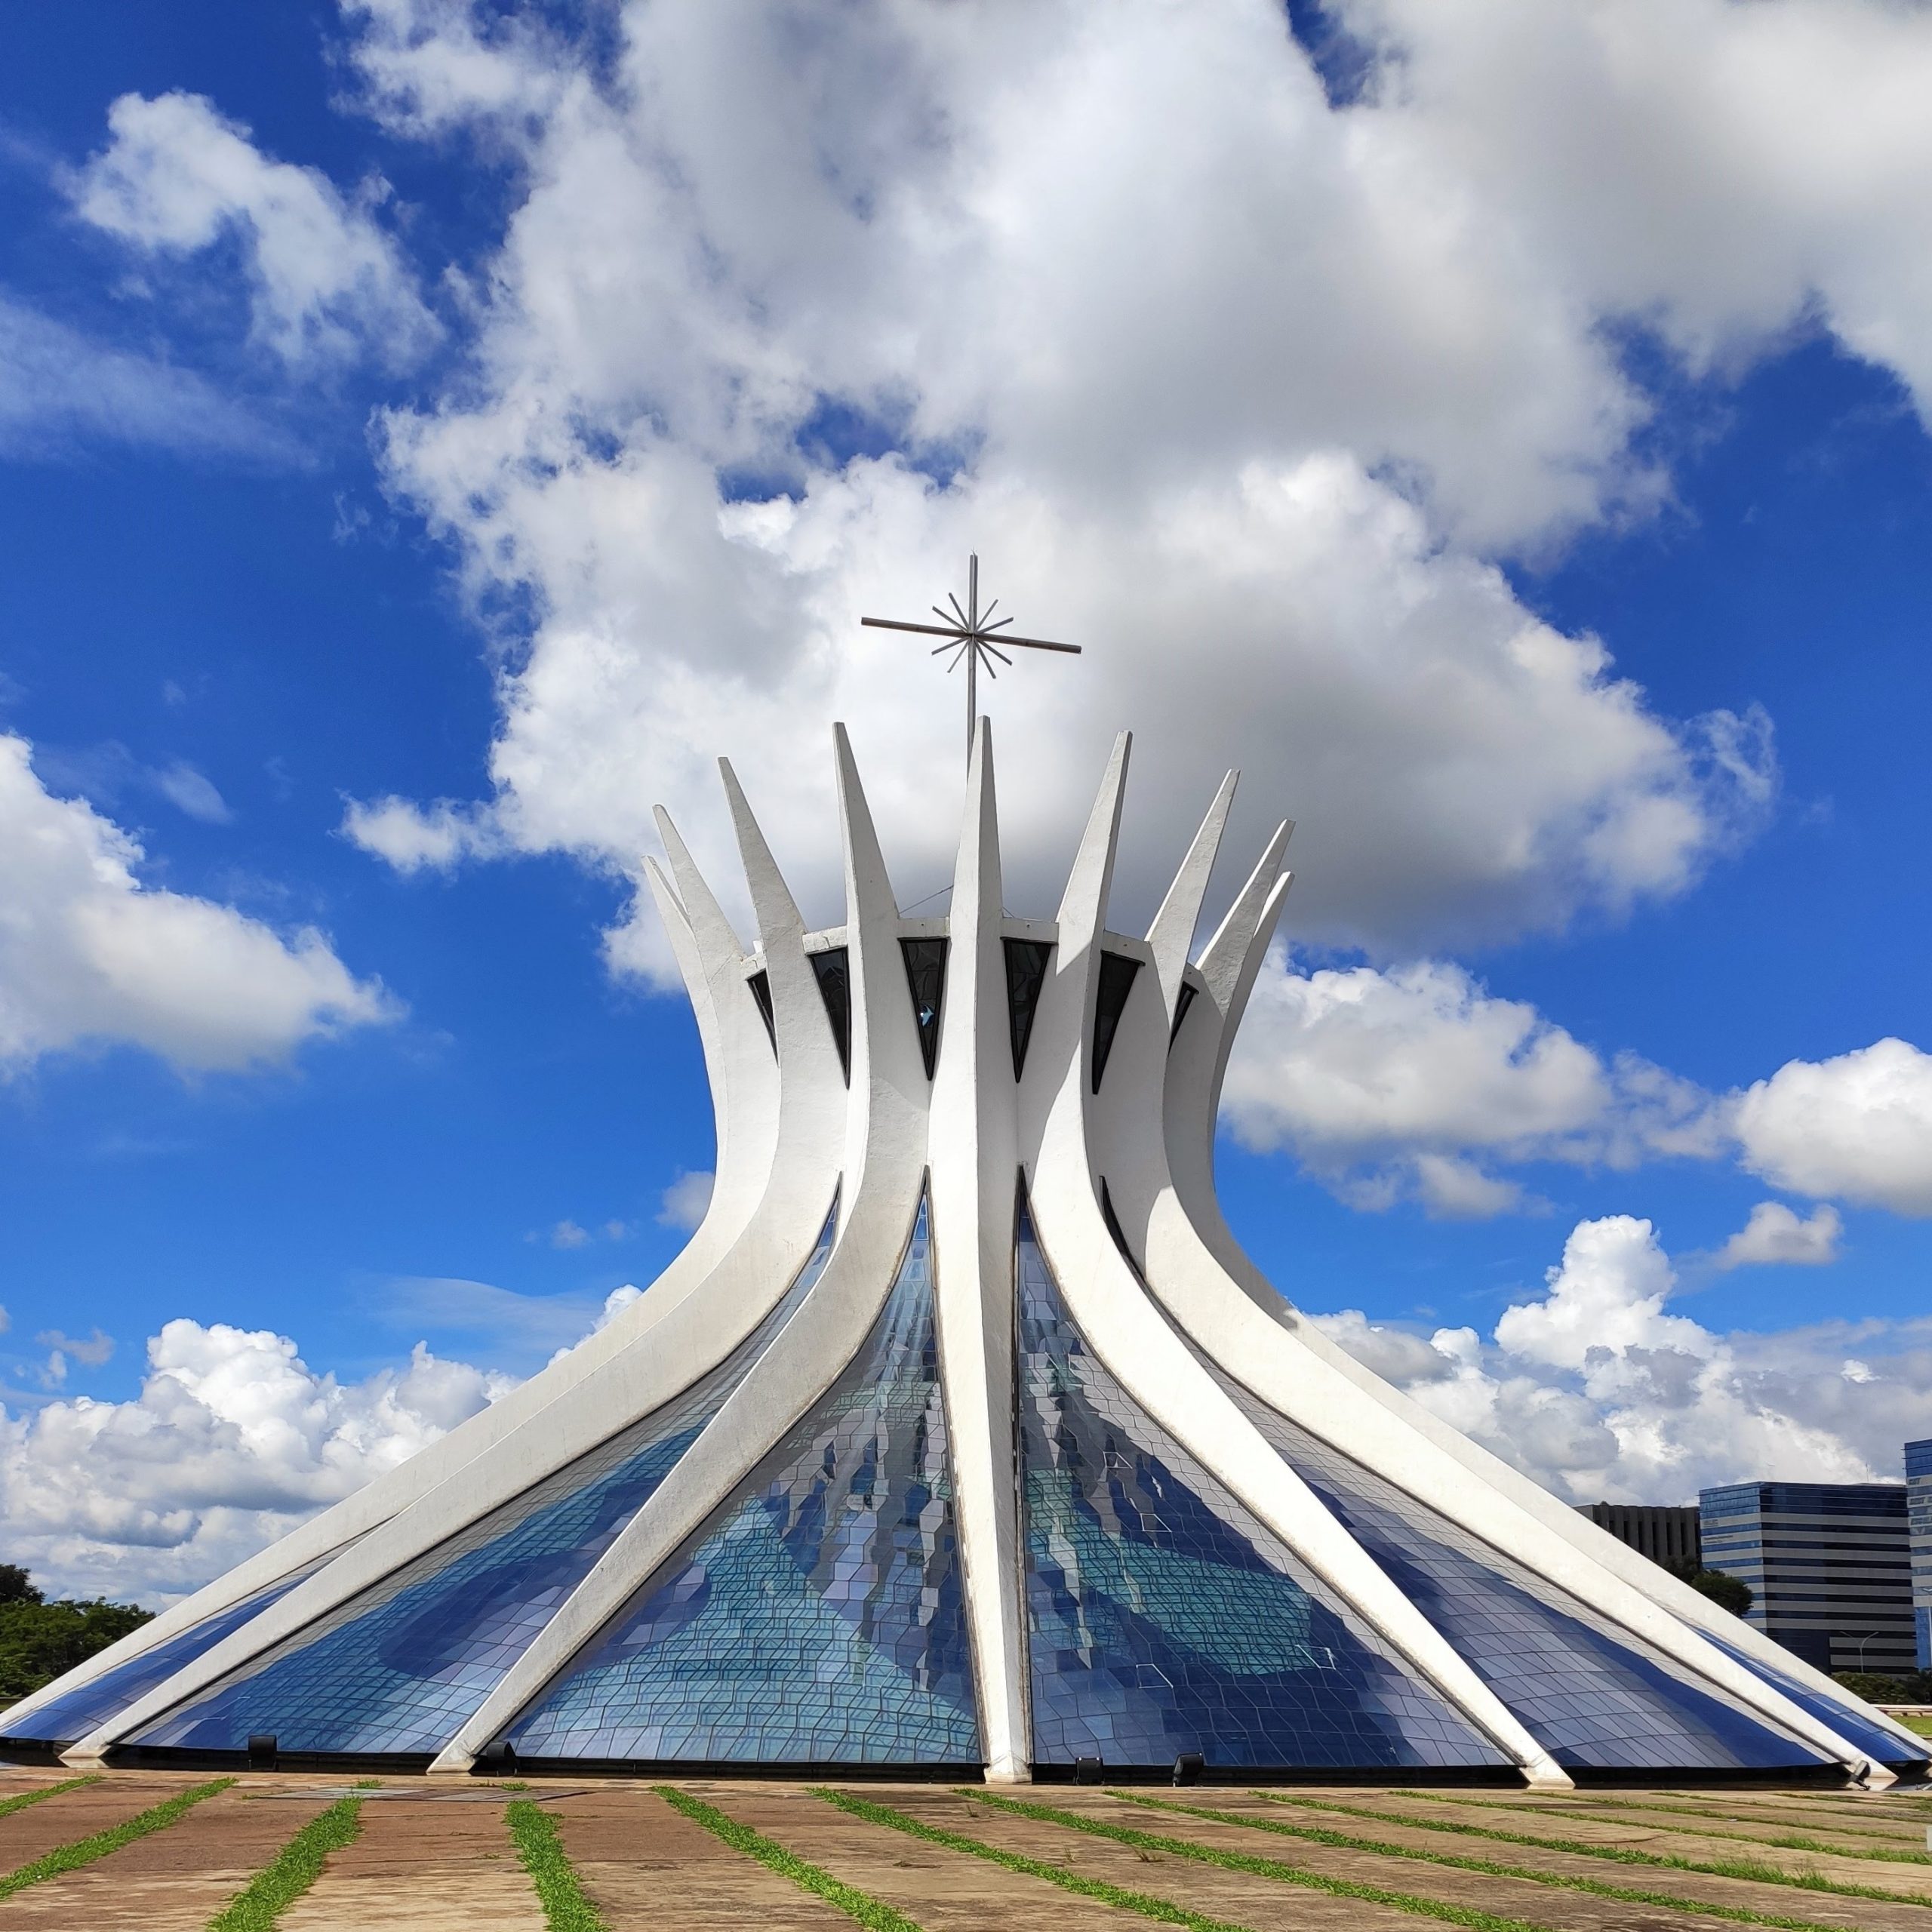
1660;1556;1753;1617
0;1569;149;1705
0;1567;42;1607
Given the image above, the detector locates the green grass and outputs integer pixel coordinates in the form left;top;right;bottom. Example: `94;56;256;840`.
506;1798;612;1932
0;1775;232;1898
1257;1790;1932;1910
205;1789;368;1931
1119;1790;1865;1932
657;1786;923;1932
1900;1716;1932;1740
812;1786;1267;1931
0;1775;100;1820
1486;1791;1932;1859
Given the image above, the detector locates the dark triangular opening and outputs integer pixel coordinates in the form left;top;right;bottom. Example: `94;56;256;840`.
1091;951;1141;1092
1099;1178;1143;1282
810;947;851;1085
900;938;949;1080
1004;938;1053;1081
1169;980;1198;1047
746;970;777;1056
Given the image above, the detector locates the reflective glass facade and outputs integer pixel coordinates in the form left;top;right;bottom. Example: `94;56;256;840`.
1;1558;328;1746
1211;1370;1825;1771
507;1194;979;1765
130;1202;839;1758
1017;1204;1504;1770
1705;1631;1925;1768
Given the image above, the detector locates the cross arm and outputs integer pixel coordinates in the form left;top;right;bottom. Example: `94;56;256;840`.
860;616;1081;654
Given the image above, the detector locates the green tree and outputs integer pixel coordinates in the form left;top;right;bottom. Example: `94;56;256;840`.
1661;1555;1753;1617
0;1571;150;1705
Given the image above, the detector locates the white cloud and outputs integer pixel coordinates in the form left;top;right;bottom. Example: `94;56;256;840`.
1222;951;1717;1214
34;1329;113;1369
0;731;395;1074
0;1318;512;1603
327;0;1867;975
0;294;276;460
549;1219;589;1251
152;761;232;825
69;91;435;368
657;1169;714;1233
1714;1201;1842;1271
1321;1213;1932;1504
1732;1038;1932;1217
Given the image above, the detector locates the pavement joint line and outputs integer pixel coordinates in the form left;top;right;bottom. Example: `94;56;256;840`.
1491;1792;1932;1858
1116;1789;1867;1932
0;1774;234;1899
0;1774;100;1820
660;1784;924;1932
507;1795;613;1932
205;1783;376;1932
814;1786;1265;1931
1257;1790;1932;1910
941;1784;1582;1932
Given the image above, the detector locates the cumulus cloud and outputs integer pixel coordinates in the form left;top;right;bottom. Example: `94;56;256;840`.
1714;1201;1842;1271
0;731;395;1073
69;91;435;368
1732;1038;1932;1217
657;1169;714;1233
0;1318;512;1602
321;0;1897;977
1223;951;1718;1214
1321;1214;1930;1503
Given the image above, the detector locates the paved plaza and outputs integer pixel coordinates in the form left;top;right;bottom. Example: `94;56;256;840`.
2;1767;1931;1930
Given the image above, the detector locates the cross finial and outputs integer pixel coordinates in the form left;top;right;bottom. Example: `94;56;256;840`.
861;555;1081;763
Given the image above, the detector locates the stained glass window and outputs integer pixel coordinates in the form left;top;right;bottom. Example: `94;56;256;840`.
1;1555;332;1746
1017;1200;1505;1770
811;947;851;1084
505;1192;980;1766
1208;1367;1826;1772
1003;938;1052;1079
899;940;948;1080
128;1199;841;1759
1091;952;1140;1092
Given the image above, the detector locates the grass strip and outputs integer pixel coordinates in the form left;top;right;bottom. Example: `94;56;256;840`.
0;1775;232;1898
827;1784;1565;1932
507;1798;612;1932
205;1789;367;1932
1119;1790;1861;1932
0;1776;100;1820
1257;1790;1932;1910
1490;1792;1932;1860
812;1786;1266;1930
657;1786;921;1932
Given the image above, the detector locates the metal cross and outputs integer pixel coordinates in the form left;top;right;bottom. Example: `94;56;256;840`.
862;554;1080;761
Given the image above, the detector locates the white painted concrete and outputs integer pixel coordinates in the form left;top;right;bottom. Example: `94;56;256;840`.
19;720;1915;1791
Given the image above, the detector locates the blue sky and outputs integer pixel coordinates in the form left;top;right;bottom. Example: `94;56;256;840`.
2;0;1930;1601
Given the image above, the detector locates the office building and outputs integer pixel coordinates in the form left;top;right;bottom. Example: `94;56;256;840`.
1700;1481;1914;1678
1577;1504;1702;1573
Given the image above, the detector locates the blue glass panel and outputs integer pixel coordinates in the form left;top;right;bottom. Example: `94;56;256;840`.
508;1194;980;1764
1209;1371;1825;1772
1017;1204;1504;1770
1705;1631;1927;1767
129;1201;839;1757
2;1556;328;1745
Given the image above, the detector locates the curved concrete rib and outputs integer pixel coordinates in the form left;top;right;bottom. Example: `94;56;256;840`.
432;724;932;1773
1023;740;1567;1788
4;846;761;1739
927;718;1029;1780
1149;843;1897;1778
1146;770;1238;1026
